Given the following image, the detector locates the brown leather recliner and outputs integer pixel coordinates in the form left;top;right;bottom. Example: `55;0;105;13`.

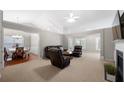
44;45;63;59
48;48;70;69
73;45;82;57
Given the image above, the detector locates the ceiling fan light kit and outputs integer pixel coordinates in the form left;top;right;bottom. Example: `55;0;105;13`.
64;12;79;23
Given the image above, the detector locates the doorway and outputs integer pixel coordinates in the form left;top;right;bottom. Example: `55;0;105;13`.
73;33;101;59
3;28;40;67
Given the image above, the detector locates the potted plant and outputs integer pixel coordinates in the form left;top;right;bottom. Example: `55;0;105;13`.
104;63;116;82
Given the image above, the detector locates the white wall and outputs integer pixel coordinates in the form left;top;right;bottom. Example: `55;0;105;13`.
85;34;100;52
0;11;3;69
30;33;40;55
62;35;68;49
102;28;114;61
39;30;63;58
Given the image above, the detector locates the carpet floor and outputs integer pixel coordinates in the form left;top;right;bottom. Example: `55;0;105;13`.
0;52;106;82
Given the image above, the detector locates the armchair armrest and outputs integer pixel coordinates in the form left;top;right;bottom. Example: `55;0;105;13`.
64;57;70;63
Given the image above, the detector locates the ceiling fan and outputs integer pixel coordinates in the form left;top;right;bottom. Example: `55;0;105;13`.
64;13;79;23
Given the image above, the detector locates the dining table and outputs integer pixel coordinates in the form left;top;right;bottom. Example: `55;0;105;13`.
8;48;30;53
7;47;30;60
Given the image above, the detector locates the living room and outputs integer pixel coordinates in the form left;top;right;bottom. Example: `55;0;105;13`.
0;10;124;82
1;0;124;93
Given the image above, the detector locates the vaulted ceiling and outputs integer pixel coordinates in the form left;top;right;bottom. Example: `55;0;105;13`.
3;10;117;34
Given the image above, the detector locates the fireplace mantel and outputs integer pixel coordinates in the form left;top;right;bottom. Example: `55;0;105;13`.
115;42;124;52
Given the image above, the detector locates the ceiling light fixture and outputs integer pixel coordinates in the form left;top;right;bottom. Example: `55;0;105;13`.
67;18;76;23
64;12;79;23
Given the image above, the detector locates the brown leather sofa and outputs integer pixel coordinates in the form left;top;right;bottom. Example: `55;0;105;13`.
73;45;82;57
48;48;70;69
44;45;63;58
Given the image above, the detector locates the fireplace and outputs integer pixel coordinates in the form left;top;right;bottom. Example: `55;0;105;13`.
116;50;123;82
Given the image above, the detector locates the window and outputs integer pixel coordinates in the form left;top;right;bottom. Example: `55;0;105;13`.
96;37;100;51
4;35;24;49
68;37;73;50
75;38;86;49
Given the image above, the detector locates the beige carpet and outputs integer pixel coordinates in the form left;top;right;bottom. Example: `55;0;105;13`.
0;53;106;82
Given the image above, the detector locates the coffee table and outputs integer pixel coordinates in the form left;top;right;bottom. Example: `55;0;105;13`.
63;51;73;59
